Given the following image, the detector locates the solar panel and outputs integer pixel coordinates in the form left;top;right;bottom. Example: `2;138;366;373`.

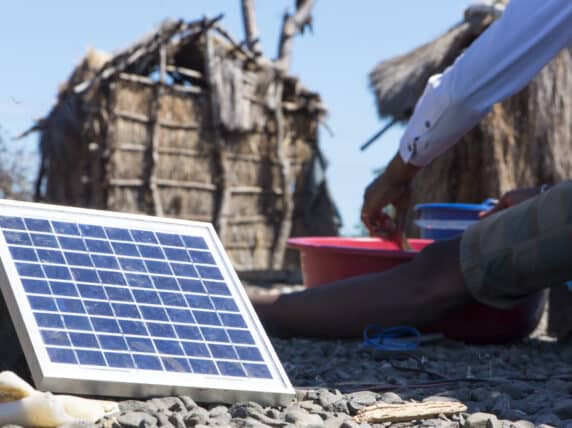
0;200;294;405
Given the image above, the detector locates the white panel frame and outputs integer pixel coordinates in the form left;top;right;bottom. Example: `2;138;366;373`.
0;200;294;406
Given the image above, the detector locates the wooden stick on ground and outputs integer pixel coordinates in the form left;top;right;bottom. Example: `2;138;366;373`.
354;401;467;424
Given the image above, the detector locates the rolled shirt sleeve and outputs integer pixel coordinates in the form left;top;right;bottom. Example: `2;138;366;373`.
400;0;572;167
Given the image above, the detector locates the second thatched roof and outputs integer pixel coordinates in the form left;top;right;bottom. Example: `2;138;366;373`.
369;1;507;121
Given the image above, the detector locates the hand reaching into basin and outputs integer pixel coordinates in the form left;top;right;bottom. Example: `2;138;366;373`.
360;154;419;239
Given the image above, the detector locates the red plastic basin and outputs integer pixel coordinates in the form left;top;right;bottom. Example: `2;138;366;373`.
287;237;546;344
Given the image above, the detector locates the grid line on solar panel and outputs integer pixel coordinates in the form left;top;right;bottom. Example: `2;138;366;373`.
1;216;273;379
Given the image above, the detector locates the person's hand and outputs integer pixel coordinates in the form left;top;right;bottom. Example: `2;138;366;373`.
480;186;546;218
360;153;420;238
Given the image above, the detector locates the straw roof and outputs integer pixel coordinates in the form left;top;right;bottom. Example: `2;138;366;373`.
369;2;506;121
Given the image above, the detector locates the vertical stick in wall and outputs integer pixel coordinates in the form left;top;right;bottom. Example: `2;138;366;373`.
147;45;166;217
104;83;118;211
271;82;294;270
205;29;231;243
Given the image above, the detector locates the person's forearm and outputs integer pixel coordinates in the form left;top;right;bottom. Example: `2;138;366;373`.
400;0;572;167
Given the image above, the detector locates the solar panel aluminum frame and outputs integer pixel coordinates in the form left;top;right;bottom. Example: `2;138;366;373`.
0;199;295;406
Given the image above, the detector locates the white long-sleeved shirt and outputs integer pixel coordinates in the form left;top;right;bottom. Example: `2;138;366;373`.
399;0;572;167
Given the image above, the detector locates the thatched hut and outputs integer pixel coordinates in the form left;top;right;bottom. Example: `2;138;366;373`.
369;2;572;337
32;17;340;275
369;2;572;211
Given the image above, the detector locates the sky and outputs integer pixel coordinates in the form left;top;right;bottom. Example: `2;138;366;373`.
0;0;470;235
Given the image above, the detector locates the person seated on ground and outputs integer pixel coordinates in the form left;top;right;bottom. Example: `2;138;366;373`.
250;0;572;338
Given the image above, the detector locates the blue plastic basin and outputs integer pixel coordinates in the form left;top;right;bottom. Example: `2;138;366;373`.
414;199;497;240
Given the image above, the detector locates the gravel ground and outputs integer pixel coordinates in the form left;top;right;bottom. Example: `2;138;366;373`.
18;285;572;428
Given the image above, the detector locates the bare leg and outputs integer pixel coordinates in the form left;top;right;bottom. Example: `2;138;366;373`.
251;237;472;338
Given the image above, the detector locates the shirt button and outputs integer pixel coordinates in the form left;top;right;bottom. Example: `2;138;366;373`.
425;120;431;128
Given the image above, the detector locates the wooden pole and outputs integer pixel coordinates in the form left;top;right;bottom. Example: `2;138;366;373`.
240;0;262;55
275;0;315;72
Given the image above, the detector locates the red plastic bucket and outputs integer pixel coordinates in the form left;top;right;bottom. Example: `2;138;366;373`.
288;237;545;344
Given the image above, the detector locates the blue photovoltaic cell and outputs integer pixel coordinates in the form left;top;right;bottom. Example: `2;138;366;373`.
0;216;26;230
167;308;193;323
197;265;223;280
79;224;106;238
182;341;210;357
4;231;31;245
106;352;134;368
50;281;78;297
189;250;215;265
41;330;70;346
64;252;92;266
91;317;121;333
22;279;50;294
10;246;37;261
1;215;274;382
178;278;205;293
84;239;112;253
137;244;164;259
69;332;99;348
163;248;189;262
113;304;141;319
156;233;183;247
147;322;176;338
219;313;247;328
145;260;171;275
76;350;106;366
84;300;113;316
133;289;161;305
31;233;59;248
71;268;99;283
44;265;71;280
98;335;128;351
105;227;132;241
35;313;64;329
111;242;138;256
162;356;190;372
58;236;86;251
203;281;230;296
125;273;153;288
38;249;66;264
47;347;77;364
159;292;186;307
92;255;119;269
244;363;272;378
182;235;208;249
154;339;183;355
25;218;52;232
56;298;85;314
192;310;220;326
175;325;201;340
52;221;80;235
133;354;162;370
78;284;106;299
189;358;218;374
131;230;157;244
152;276;178;290
119;319;147;335
63;315;92;331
